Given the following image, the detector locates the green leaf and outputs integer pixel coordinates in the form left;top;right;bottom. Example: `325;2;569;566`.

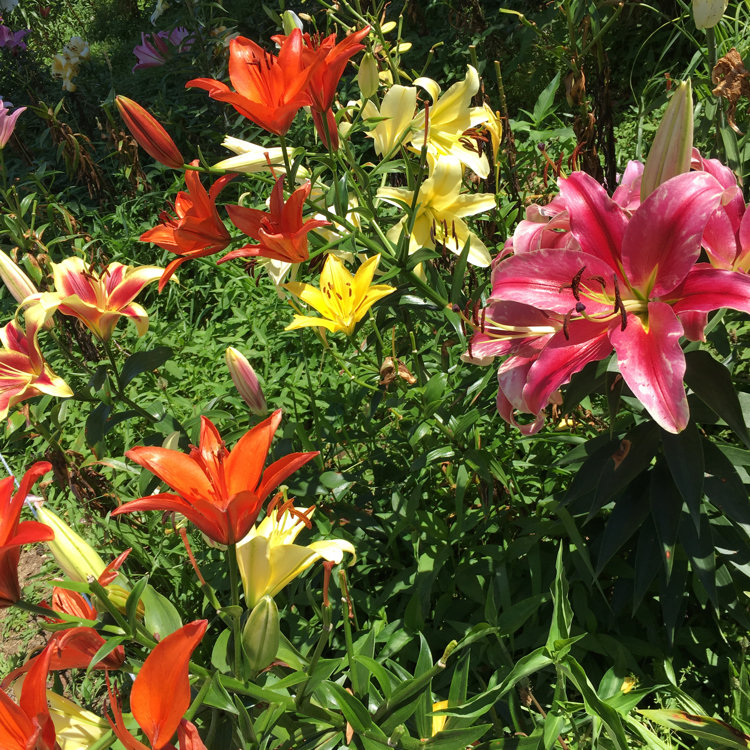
211;628;232;674
424;725;492;748
684;350;750;447
141;584;182;640
320;681;376;734
85;636;127;676
353;655;396;700
85;403;111;451
703;440;750;537
649;461;683;582
547;545;572;645
125;576;149;634
660;421;704;529
120;346;173;388
639;709;750;748
680;511;717;607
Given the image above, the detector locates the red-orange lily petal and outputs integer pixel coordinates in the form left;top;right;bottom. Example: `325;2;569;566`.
0;461;54;608
113;410;318;545
131;620;207;750
0;639;56;750
223;176;329;264
186;29;320;136
140;162;235;291
116;96;184;169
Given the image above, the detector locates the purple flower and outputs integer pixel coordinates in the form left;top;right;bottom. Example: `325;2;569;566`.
0;99;26;148
0;24;29;52
132;27;194;72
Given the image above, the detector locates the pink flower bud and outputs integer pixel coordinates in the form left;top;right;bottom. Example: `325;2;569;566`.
0;249;37;304
225;347;267;415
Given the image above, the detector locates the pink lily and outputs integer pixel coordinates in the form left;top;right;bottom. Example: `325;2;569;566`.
132;27;194;72
476;169;750;434
0;305;72;420
0;99;26;148
26;256;164;341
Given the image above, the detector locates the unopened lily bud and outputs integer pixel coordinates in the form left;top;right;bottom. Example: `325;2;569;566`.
115;95;184;169
281;10;304;35
693;0;728;28
242;595;280;672
381;20;397;33
0;250;38;304
397;42;412;53
226;347;267;415
641;79;693;200
35;505;107;582
358;52;379;99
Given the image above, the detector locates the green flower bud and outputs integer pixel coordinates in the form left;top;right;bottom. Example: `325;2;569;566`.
241;595;280;673
358;52;379;99
641;79;693;200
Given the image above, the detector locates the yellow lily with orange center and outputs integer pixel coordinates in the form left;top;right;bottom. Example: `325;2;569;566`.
377;155;495;267
25;256;164;341
284;254;395;335
236;499;355;609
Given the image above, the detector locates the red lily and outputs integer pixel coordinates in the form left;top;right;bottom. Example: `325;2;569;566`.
0;639;56;749
107;620;207;750
140;161;235;291
0;461;54;607
223;176;329;264
272;26;370;148
473;170;750;433
113;410;318;545
186;29;320;136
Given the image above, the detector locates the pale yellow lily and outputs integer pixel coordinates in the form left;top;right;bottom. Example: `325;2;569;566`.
236;501;356;608
213;136;285;173
362;84;418;157
410;66;492;178
377;155;495;266
284;254;395;335
48;691;110;750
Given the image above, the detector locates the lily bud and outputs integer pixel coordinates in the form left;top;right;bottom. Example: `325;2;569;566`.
281;10;304;35
358;52;379;99
226;347;267;415
242;595;280;672
35;505;107;583
115;95;184;169
381;20;397;33
693;0;728;28
0;250;38;304
641;79;694;200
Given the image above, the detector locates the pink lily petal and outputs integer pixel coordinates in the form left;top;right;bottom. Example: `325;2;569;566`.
559;171;629;273
611;160;644;211
610;302;688;433
669;264;750;315
622;171;724;296
523;318;613;414
490;249;616;315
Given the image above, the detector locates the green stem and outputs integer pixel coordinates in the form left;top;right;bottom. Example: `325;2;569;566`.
226;543;243;677
101;339;161;423
278;134;295;193
296;601;333;707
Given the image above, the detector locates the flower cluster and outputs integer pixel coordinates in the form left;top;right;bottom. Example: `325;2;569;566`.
51;35;89;91
0;21;28;52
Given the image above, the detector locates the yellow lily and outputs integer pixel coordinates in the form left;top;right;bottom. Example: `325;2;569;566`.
284;254;395;335
377;155;495;266
410;66;492;178
236;500;356;609
362;84;418;157
48;691;110;750
213;136;284;173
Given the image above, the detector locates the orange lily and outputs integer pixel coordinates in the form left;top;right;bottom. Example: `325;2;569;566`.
0;461;54;608
0;305;72;420
223;176;329;264
107;620;208;750
140;161;235;290
186;29;319;136
0;639;56;749
272;26;370;148
116;95;184;169
26;256;164;341
113;410;318;545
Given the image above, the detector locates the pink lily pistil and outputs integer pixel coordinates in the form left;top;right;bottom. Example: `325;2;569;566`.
478;170;750;434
